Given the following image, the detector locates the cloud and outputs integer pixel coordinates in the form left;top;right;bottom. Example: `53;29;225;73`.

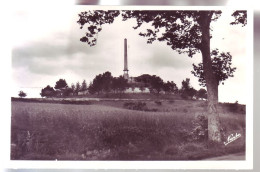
11;7;248;103
148;44;200;70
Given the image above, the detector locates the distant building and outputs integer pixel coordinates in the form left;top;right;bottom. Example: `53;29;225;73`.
78;90;89;95
55;86;68;97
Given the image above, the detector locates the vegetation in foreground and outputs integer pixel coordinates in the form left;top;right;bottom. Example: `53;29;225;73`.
11;99;245;160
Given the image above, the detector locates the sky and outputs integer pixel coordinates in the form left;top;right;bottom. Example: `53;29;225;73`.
11;5;248;104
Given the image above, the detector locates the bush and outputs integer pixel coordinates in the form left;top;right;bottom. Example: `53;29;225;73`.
190;114;208;141
18;91;27;98
154;101;162;106
123;102;148;111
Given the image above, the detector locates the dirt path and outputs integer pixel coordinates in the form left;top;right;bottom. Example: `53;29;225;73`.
203;152;245;160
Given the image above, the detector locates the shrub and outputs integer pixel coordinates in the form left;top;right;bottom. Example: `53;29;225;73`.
154;101;162;106
18;91;27;98
190;114;208;141
123;102;148;111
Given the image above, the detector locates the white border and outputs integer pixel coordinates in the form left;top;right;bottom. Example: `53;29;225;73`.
2;5;253;170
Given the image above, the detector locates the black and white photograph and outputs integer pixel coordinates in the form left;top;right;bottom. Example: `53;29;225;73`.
3;1;254;170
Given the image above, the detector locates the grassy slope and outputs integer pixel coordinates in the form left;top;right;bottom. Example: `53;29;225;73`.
11;100;245;160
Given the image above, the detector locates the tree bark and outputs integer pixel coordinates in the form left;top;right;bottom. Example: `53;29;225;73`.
198;11;221;143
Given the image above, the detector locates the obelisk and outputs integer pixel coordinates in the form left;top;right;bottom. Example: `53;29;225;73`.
123;38;129;80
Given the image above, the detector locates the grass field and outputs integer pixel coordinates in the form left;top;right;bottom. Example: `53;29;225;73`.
11;99;246;160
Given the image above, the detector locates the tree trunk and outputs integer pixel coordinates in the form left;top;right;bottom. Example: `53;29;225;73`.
198;11;221;143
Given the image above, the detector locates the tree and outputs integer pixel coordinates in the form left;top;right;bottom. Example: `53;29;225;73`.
75;82;81;95
102;71;113;93
163;81;178;94
111;76;128;94
81;80;88;91
231;11;247;27
18;91;27;98
191;49;236;87
197;88;207;100
63;87;73;97
77;10;247;142
150;75;164;94
55;79;68;90
91;74;103;94
181;78;197;99
40;85;55;98
89;71;114;94
135;74;164;94
135;74;153;87
71;83;76;95
88;81;95;94
181;78;191;91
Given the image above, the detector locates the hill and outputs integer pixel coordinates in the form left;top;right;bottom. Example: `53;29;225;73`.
11;98;245;160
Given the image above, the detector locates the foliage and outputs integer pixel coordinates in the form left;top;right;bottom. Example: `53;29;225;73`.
89;71;114;94
81;80;88;91
78;10;120;46
40;85;55;98
163;81;178;94
88;82;95;94
18;91;27;98
63;88;73;97
149;75;164;94
75;82;81;94
123;102;148;111
111;76;128;93
135;74;153;86
154;101;162;106
191;114;208;141
102;71;113;93
230;10;247;27
54;79;68;90
135;74;171;94
88;72;128;94
181;78;197;99
78;10;221;57
70;83;75;95
191;49;236;87
197;88;207;99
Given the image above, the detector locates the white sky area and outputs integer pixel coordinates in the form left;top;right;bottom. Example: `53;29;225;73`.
11;6;248;104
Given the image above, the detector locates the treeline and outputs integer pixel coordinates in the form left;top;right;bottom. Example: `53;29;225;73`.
39;71;207;100
40;78;88;98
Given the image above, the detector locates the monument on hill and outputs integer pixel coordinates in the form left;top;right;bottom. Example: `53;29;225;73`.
123;38;129;80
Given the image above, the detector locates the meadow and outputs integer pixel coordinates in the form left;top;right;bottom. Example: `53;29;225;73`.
11;99;246;160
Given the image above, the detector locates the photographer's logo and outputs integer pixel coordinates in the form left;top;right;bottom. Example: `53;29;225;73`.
224;133;241;146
